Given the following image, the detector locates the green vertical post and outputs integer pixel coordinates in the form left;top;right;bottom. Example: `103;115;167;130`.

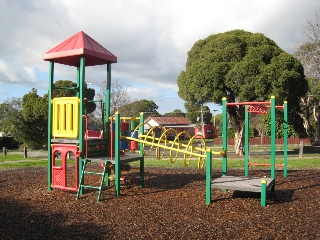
261;180;267;207
245;105;249;176
270;96;276;179
101;101;105;135
139;112;145;187
222;98;227;176
283;101;288;177
105;63;111;139
47;61;54;191
78;57;85;190
76;64;80;98
115;111;121;196
205;149;212;204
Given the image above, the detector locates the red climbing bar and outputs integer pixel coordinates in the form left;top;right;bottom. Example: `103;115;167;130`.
226;101;270;106
248;162;284;168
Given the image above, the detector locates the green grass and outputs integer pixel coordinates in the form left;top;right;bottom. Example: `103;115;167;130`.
0;154;41;162
0;152;319;169
0;154;65;169
0;160;48;168
129;157;320;169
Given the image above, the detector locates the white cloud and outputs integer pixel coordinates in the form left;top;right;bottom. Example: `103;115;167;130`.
0;0;319;113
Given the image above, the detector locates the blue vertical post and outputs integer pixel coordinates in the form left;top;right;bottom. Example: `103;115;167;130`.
47;61;54;191
283;101;288;177
245;105;249;176
222;98;227;176
270;96;276;179
205;149;212;204
139;112;145;187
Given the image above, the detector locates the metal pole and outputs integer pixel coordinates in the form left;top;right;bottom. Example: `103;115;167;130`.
205;149;212;204
47;61;54;191
115;111;120;196
245;105;249;176
139;112;145;187
261;180;267;207
270;96;276;179
283;101;288;177
212;110;217;127
79;57;86;191
222;98;227;176
105;63;111;139
201;103;204;136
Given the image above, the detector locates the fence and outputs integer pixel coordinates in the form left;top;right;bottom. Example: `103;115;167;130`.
214;137;310;146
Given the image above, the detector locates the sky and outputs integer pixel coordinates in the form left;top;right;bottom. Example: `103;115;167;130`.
0;0;319;115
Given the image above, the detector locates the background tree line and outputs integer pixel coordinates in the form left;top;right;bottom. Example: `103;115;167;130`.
1;9;319;152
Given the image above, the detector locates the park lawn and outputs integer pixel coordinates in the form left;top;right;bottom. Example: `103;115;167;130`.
0;153;319;169
0;154;39;162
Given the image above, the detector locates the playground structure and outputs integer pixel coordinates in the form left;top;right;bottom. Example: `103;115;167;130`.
43;31;287;206
211;96;288;206
43;31;225;203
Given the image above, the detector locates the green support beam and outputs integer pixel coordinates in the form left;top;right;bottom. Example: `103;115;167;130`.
222;97;227;176
115;111;120;196
139;112;145;187
205;149;212;204
78;57;86;190
245;105;249;176
47;61;54;191
270;96;276;179
283;101;288;177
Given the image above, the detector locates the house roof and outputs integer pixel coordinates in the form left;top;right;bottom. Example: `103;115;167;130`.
146;116;191;125
43;31;117;67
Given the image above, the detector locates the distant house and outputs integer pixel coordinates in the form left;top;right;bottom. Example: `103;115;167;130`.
144;116;193;139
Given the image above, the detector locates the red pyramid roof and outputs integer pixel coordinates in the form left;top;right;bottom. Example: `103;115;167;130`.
43;31;117;66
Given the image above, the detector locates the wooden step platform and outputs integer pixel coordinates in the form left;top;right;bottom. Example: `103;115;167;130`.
211;176;275;206
211;176;275;192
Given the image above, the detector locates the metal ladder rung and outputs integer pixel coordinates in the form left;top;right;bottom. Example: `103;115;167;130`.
81;185;101;190
84;171;104;175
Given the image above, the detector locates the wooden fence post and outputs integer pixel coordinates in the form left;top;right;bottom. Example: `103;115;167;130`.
299;141;303;158
24;147;27;158
3;147;7;156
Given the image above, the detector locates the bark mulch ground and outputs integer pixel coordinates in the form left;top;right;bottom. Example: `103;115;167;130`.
0;166;319;239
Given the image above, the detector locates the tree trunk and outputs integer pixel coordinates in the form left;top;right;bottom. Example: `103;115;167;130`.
299;111;315;144
313;108;320;145
234;125;244;156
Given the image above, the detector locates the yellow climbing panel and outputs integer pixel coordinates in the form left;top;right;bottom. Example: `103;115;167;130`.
52;97;80;138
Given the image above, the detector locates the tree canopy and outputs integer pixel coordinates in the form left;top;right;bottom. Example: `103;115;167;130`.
0;81;96;149
294;9;320;145
177;29;308;154
53;80;96;114
118;99;159;118
163;109;186;117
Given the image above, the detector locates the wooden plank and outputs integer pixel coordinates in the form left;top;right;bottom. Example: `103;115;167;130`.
211;176;274;193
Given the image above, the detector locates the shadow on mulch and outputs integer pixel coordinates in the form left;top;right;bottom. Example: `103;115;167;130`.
143;169;206;190
0;198;113;239
231;189;295;205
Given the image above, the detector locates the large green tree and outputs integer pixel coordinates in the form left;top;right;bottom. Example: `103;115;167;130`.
0;97;43;149
118;99;160;118
178;29;308;155
53;80;96;114
0;81;96;149
294;9;320;145
163;109;186;117
184;102;212;124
